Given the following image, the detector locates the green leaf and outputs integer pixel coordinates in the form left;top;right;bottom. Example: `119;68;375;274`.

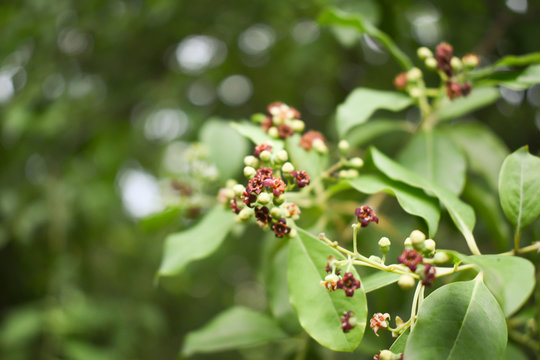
349;174;440;237
158;207;235;276
442;122;509;190
361;271;401;293
464;255;535;316
286;134;328;181
404;277;507;360
398;130;466;194
345;118;412;148
231;122;284;151
369;147;479;254
140;206;181;231
436;87;499;122
318;7;412;70
503;343;529;360
181;306;287;357
463;181;510;252
200;119;249;179
335;88;412;137
499;146;540;233
288;228;367;352
389;328;409;354
494;52;540;67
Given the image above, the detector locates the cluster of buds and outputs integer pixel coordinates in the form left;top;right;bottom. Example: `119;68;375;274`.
299;130;328;153
397;230;439;286
218;144;308;238
340;310;359;333
424;42;478;99
252;102;305;140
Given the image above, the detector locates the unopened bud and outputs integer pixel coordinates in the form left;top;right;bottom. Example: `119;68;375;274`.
347;169;359;178
244;155;259;168
243;166;256;178
404;237;412;247
338;170;348;179
225;179;237;188
409;87;422;98
274;194;285;205
349;157;364;169
289;228;297;238
338;140;350;154
290;119;305;132
424;239;436;252
259;150;272;162
257;192;271;205
270;207;282;219
417;47;433;59
237;207;253;221
378;237;391;254
398;274;416;290
251;113;266;123
450;56;462;71
312;138;328;153
282;162;294;174
410;230;426;245
462;54;479;68
379;350;395;360
425;57;438;69
407;67;422;82
275;149;288;163
268;127;279;138
433;252;450;265
232;184;245;195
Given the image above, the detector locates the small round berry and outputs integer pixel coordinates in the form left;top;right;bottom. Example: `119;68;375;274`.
312;138;328;153
244;166;256;178
237;207;254;221
281;162;294;174
407;67;422;82
259;150;272;162
338;140;350;154
233;184;245;195
398;274;416;290
290;119;305;132
349;157;364;168
424;239;436;252
410;230;426;245
268;127;279;138
275;149;288;163
425;57;438;69
257;192;271;205
433;251;450;265
417;46;433;59
450;56;462;71
244;155;259;168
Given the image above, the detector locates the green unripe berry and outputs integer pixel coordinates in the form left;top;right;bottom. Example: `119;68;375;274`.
398;274;416;290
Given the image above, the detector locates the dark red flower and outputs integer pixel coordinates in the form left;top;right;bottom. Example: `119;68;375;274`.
254;144;273;158
341;311;356;333
255;206;272;225
336;272;361;297
229;197;241;214
256;167;274;179
421;263;436;286
398;249;423;272
299;130;326;150
355;206;379;227
263;177;286;197
460;82;472;96
277;124;294;139
436;42;454;76
394;72;408;90
271;218;291;238
446;81;462;99
241;191;257;207
291;170;310;188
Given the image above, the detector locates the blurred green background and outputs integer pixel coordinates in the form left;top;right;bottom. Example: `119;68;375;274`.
1;0;539;359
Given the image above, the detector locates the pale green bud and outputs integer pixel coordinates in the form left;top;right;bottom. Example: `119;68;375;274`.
425;57;438;69
433;251;450;265
398;274;416;290
290;119;305;132
424;239;436;252
243;166;256;178
462;54;479;68
268;126;279;138
450;56;462;71
273;194;285;206
282;162;294;174
270;207;282;219
275;149;288;163
346;169;359;178
378;237;391;254
237;207;253;221
257;192;271;205
259;150;272;162
338;140;350;154
409;87;422;98
404;237;412;247
289;228;297;238
410;230;426;245
244;155;259;168
312;138;328;153
407;67;422;82
251;113;266;123
349;157;364;168
417;47;433;59
232;184;245;195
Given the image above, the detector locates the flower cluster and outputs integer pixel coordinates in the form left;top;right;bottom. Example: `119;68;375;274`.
340;311;357;333
370;313;390;336
355;205;379;228
299;130;328;153
397;230;439;286
434;42;476;99
219;143;310;238
253;102;305;140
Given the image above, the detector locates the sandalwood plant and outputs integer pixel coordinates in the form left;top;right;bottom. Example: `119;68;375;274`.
157;8;540;360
